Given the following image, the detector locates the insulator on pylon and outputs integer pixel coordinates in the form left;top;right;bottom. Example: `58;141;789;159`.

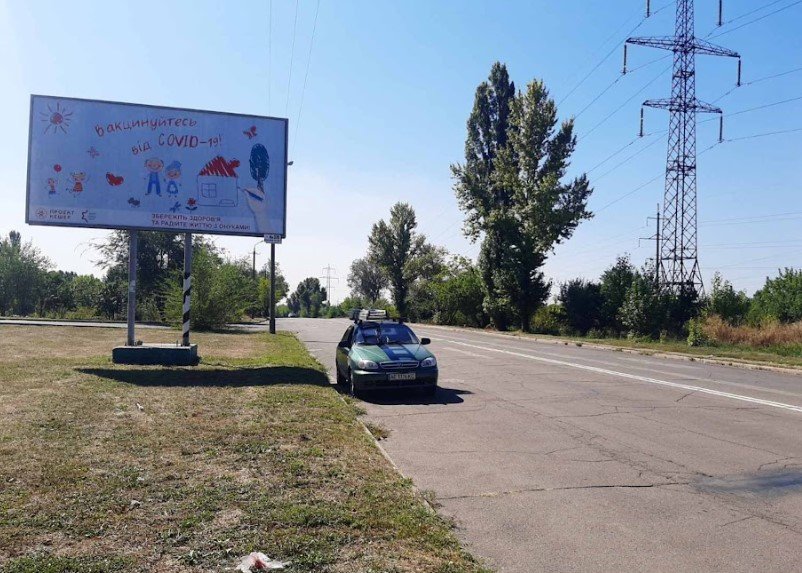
623;44;628;75
718;0;723;26
639;108;645;137
737;58;742;86
719;115;724;143
646;0;651;17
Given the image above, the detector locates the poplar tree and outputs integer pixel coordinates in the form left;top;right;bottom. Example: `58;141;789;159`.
453;63;592;331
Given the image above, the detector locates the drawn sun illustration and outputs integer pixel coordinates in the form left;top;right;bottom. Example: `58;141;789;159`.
40;101;73;135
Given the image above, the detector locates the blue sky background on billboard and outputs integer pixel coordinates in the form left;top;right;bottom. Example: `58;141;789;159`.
1;0;801;300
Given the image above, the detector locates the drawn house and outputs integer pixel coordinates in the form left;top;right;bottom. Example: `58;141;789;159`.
196;156;241;207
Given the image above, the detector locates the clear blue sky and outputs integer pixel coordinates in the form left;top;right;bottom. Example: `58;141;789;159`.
2;0;801;299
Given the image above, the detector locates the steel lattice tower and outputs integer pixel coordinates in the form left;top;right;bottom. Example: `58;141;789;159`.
625;0;740;294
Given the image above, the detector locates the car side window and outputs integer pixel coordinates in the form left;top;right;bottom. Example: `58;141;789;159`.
340;326;354;347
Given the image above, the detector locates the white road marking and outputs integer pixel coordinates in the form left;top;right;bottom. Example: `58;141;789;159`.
441;346;494;359
439;338;802;415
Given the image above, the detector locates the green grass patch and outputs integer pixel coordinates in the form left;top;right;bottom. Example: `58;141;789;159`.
0;326;489;572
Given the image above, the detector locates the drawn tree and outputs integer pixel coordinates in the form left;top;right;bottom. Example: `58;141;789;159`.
249;144;270;192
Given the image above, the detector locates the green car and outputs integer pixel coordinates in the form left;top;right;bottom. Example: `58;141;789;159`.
335;310;438;396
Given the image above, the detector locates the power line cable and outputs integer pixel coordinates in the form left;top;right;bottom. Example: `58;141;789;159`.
725;126;802;141
292;0;321;156
558;2;672;106
708;0;802;38
594;135;664;182
720;0;787;24
285;0;300;115
581;63;672;140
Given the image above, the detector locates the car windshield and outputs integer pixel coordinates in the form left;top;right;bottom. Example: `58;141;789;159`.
355;322;419;345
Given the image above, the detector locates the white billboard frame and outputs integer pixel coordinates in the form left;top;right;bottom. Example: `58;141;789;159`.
26;95;288;238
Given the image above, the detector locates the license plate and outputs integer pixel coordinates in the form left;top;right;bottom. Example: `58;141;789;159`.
388;372;416;381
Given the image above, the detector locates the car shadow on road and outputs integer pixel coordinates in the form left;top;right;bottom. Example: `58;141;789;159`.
78;366;331;388
355;386;473;406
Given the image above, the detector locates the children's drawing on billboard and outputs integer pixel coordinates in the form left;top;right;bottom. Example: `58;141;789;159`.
196;156;240;207
27;95;288;237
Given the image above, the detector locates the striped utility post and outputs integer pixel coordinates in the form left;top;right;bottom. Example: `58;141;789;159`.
182;233;192;346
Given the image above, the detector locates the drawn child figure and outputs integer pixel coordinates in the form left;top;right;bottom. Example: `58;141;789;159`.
46;177;57;195
164;161;182;196
144;157;164;196
68;171;87;195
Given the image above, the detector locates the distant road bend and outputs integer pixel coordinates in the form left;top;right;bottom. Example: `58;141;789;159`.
285;318;802;573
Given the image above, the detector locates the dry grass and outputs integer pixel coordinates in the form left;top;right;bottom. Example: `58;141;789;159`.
0;326;489;573
701;315;802;347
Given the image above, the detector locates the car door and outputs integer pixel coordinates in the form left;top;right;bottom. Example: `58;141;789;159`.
336;326;354;374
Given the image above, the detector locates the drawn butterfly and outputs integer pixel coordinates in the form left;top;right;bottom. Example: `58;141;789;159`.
243;125;257;139
128;197;140;207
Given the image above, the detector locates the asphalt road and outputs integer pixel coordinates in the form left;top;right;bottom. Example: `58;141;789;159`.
281;317;802;573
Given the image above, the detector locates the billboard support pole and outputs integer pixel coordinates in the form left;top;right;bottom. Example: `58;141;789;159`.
269;243;276;334
182;233;192;346
126;230;138;346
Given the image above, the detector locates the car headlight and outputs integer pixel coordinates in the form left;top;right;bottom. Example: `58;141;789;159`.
357;359;379;371
420;356;437;368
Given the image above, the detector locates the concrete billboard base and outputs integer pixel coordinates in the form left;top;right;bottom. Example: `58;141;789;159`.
112;344;199;366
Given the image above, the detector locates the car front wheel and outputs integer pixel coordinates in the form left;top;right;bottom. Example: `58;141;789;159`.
335;363;346;386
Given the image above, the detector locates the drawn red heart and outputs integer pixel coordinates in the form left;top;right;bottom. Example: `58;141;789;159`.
54;164;62;173
106;172;124;186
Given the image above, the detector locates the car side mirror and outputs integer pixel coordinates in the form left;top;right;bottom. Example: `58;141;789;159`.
420;337;431;345
337;341;350;348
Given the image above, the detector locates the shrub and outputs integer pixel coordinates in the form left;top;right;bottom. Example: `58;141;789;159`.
707;272;750;325
532;304;567;335
749;268;802;324
686;318;709;347
599;255;636;332
558;279;603;335
163;247;251;330
64;306;98;320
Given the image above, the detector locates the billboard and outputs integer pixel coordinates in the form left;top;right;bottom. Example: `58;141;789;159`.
26;95;287;237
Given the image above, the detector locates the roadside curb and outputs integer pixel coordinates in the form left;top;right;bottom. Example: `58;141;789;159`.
413;323;802;378
326;373;438;515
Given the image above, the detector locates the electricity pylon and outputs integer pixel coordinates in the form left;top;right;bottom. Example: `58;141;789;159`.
624;0;741;295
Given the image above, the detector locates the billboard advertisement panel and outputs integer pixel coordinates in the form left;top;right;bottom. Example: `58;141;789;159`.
26;95;287;237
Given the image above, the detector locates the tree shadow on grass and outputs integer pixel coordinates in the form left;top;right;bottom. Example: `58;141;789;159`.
356;386;473;406
77;366;331;388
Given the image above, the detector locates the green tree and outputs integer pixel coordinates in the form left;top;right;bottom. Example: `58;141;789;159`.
619;270;664;338
0;231;50;316
367;202;427;317
256;263;289;318
94;230;184;308
599;255;636;332
72;274;104;311
347;257;387;304
431;258;487;327
38;270;77;317
453;63;592;331
707;272;750;325
290;277;327;318
163;245;251;330
749;268;802;324
558;279;603;335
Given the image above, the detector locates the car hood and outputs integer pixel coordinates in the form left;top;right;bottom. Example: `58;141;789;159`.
352;343;433;363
